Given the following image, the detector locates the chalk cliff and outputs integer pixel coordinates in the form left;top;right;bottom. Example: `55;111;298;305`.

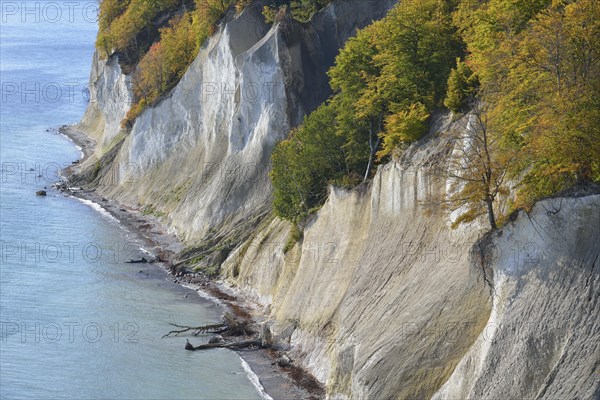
221;114;599;398
78;0;395;242
77;1;600;398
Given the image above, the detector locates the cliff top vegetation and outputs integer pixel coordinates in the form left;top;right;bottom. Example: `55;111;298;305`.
96;0;335;126
271;0;600;230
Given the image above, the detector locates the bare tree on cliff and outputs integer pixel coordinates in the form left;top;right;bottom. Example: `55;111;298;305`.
446;102;513;231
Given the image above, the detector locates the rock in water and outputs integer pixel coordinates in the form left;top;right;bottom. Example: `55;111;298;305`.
185;339;194;351
35;190;47;196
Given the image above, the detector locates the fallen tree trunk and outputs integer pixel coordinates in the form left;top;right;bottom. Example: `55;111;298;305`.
162;323;227;338
163;312;251;339
186;339;262;351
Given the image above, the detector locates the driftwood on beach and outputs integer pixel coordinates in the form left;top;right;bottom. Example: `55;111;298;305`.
186;338;262;351
162;312;252;338
125;257;151;264
162;323;228;338
163;311;264;352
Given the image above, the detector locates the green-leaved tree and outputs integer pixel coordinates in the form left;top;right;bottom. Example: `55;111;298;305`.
444;58;479;113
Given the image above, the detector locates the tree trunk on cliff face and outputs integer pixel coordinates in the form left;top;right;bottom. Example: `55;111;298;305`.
446;101;512;231
486;197;497;231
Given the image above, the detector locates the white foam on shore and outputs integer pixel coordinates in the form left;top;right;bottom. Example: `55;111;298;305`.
72;196;120;223
179;282;227;307
58;131;85;159
239;355;273;400
139;246;153;256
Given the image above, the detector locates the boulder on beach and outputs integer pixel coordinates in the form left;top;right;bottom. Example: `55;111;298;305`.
274;354;293;368
208;335;225;344
35;190;47;196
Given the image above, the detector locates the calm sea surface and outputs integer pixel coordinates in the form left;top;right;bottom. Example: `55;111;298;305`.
0;2;263;399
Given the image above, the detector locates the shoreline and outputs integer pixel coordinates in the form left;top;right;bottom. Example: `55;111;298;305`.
57;125;325;400
58;124;96;160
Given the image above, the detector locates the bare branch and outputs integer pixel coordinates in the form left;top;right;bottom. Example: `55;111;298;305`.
162;323;227;339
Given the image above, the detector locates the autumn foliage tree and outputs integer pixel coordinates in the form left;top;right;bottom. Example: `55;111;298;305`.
328;0;460;181
132;43;164;102
125;14;198;126
96;0;180;60
118;0;239;126
511;0;600;206
377;103;430;160
453;0;600;211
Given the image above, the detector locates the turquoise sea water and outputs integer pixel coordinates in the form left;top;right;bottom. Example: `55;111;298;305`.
0;2;262;399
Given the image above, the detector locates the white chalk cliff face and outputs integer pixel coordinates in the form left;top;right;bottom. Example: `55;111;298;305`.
80;0;396;242
221;114;599;399
78;52;132;153
79;1;600;398
222;115;491;399
432;193;599;400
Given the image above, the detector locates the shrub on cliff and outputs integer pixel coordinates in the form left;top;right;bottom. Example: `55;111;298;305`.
377;103;430;160
262;0;333;23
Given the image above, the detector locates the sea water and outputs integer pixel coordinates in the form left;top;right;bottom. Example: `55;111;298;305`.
0;2;262;399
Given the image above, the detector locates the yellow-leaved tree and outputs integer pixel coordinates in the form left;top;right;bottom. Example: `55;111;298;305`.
452;0;600;221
